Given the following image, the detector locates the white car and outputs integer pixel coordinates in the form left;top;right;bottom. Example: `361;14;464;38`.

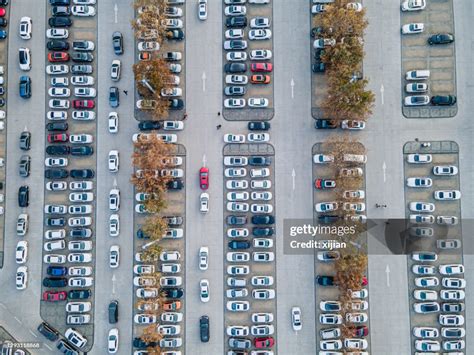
227;228;249;238
406;177;432;188
227;301;249;312
44;240;66;252
250;17;270;28
16;266;28;290
46;64;69;75
198;0;208;20
109;189;120;211
108;328;119;354
434;190;461;200
72;111;95;120
19;17;32;40
109;245;120;268
108;150;119;172
71;75;94;86
16;214;29;236
248;98;269;108
227;180;248;190
68;267;92;276
409;201;435;213
200;192;209;213
433;165;458;176
291;307;302;331
70;181;93;191
415;277;439;287
224;98;246;108
227;191;249;201
401;0;426;12
199;246;209;270
15;241;28;264
45;158;68;167
251;204;273;213
413;290;438;301
225;29;244;39
248;133;269;142
200;279;210;303
226;75;248;85
71;5;96;16
313;38;336;49
251;180;271;189
252;313;273;323
227;326;249;336
75;88;96;98
249;29;272;40
19;48;31;71
161;88;182;97
439;264;464;275
442;277;466;289
46;28;69;39
69;134;93;144
313;154;334;163
315;202;338;213
253;289;275;300
160;251;181;262
69;277;93;288
224;156;248;166
227;51;247;61
250;168;270;178
405;95;430;106
163;121;184;131
66;302;92;313
439;314;464;326
412;326;439;338
109;214;120;237
225;168;247;178
249;49;272;61
108;112;118;133
110;60;121;81
45;229;66;240
407;153;432;163
138;41;160;51
224;134;246;143
402;23;424;34
225;5;246;16
44;254;66;264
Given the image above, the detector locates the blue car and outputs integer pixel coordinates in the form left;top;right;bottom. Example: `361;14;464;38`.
19;76;31;99
47;266;67;276
0;30;6;39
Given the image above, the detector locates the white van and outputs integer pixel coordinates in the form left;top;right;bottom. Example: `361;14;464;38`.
406;70;430;80
343;154;367;164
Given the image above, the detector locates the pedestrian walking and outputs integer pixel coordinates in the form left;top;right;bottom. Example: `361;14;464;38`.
123;90;128;96
183;113;188;120
216;124;222;129
217;111;221;116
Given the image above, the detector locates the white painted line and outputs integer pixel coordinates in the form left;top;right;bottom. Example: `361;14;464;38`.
14;316;22;325
29;329;38;338
44;344;52;351
0;302;6;309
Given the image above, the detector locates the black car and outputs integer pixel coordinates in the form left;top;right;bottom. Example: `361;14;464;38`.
46;122;68;131
224;63;247;74
136;229;150;239
164;216;183;226
70;169;94;178
228;241;251;250
71;64;93;74
227;215;247;225
19;131;31;150
251;215;275;225
52;6;71;16
133;338;157;349
47;266;67;276
253;227;275;237
70;229;92;238
138;121;161;131
442;303;465;313
47;40;70;50
169;98;184;110
18;185;29;207
166;29;185;40
431;95;456;106
50;0;70;5
315;119;338;129
109;86;119;108
45;217;66;227
19;155;31;177
318;215;340;224
248;156;271;166
428;33;454;45
248;121;270;131
167;179;184;190
48;16;72;28
45;169;69;179
312;62;325;73
226;16;247;28
46;145;70;155
225;86;246;96
19;76;32;99
71;146;93;156
160;288;184;299
225;40;246;50
0;18;7;27
43;277;68;288
442;327;464;338
316;275;335;286
68;289;91;299
200;316;210;343
112;31;123;55
311;26;333;38
108;300;119;324
37;322;60;342
72;52;93;62
56;340;78;355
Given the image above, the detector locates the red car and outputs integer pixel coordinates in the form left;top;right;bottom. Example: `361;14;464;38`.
251;63;273;73
47;133;69;143
250;74;271;84
255;337;274;348
354;325;369;337
362;276;368;286
42;291;67;302
48;52;70;62
0;9;5;17
199;167;209;190
73;100;95;109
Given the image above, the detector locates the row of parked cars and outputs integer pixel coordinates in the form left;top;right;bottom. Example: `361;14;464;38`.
223;0;273;110
223;129;276;354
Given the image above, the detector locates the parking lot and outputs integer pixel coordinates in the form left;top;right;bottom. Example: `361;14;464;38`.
132;145;186;354
39;2;98;351
223;142;277;353
400;0;457;118
222;1;274;121
0;0;9;268
312;141;371;354
403;140;465;353
134;2;186;122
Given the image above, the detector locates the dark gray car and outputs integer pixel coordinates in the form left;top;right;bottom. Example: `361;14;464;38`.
109;87;119;108
19;155;30;177
112;31;123;55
